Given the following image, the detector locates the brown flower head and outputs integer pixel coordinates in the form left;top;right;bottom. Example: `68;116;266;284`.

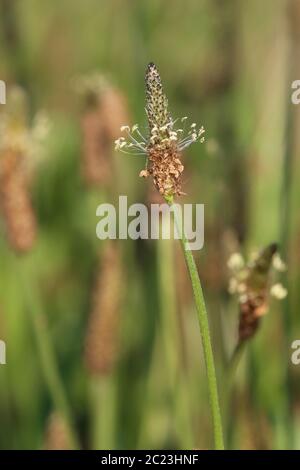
0;87;49;252
44;412;72;450
84;241;123;376
74;73;130;186
115;63;205;201
227;243;287;342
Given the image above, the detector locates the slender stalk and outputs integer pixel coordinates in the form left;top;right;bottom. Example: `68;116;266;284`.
90;376;116;449
169;201;224;450
14;254;80;449
223;341;246;448
227;342;246;390
277;19;295;447
0;0;29;87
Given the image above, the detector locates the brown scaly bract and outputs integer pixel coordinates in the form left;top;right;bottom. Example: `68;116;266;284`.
115;63;205;199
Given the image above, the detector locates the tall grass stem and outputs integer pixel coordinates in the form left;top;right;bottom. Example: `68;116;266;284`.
157;232;194;448
15;254;80;449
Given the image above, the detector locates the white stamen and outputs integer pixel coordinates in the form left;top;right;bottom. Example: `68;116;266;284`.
272;254;287;272
270;283;288;299
227;253;245;271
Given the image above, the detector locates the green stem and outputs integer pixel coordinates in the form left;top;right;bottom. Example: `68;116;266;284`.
90;376;116;449
278;24;295;447
169;201;224;450
224;341;246;448
15;254;80;449
227;342;246;390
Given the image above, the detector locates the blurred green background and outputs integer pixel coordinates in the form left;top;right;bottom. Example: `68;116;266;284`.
0;0;300;450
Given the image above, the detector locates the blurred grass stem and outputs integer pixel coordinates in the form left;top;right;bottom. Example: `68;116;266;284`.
15;254;80;449
90;376;116;449
157;230;194;448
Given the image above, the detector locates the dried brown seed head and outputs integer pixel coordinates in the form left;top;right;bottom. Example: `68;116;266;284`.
77;75;130;187
0;150;37;253
44;412;72;450
81;109;112;186
84;242;123;376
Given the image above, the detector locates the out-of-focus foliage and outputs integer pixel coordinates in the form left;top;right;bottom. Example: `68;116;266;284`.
0;0;299;450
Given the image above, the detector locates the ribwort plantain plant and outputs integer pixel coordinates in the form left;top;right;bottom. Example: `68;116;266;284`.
115;63;224;450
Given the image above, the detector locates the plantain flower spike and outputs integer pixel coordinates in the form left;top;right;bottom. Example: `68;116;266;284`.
44;412;72;450
115;63;205;200
228;243;288;342
0;86;49;252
